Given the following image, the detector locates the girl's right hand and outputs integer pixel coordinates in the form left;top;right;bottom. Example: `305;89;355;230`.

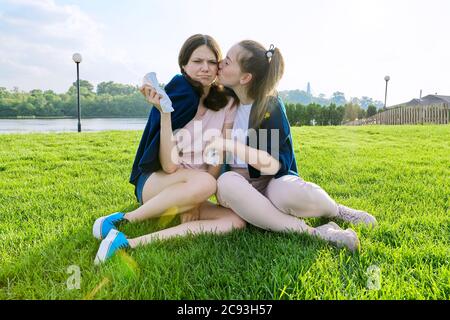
140;84;163;112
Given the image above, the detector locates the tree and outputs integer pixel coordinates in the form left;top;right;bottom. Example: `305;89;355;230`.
71;79;94;93
331;92;346;106
30;89;43;96
328;103;344;125
97;81;137;96
279;90;312;105
350;97;361;106
367;104;377;117
336;106;345;125
343;103;360;122
360;96;374;110
358;108;367;119
314;93;329;106
0;87;9;99
18;102;35;116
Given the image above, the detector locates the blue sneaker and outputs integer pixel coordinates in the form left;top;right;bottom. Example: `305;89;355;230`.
92;212;126;240
94;229;130;265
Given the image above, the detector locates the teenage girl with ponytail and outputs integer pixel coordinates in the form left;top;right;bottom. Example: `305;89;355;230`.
206;40;377;251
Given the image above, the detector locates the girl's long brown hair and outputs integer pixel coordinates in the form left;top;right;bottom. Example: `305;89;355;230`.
237;40;284;128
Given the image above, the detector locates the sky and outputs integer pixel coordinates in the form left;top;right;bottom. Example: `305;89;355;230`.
0;0;449;106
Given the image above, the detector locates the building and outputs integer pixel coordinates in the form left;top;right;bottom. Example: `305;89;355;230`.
388;95;450;108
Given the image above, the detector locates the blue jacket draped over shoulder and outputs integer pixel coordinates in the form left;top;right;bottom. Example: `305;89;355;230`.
246;96;298;179
129;74;199;187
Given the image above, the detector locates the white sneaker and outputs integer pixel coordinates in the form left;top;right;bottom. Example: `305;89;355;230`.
336;204;377;227
94;229;130;265
313;223;360;252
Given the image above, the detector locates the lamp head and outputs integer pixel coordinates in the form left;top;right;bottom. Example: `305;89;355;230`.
72;53;82;63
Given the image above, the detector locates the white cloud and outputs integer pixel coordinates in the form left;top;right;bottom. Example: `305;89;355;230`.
0;0;108;92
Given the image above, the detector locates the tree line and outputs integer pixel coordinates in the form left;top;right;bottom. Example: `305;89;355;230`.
284;102;379;126
0;80;149;118
0;80;381;125
279;89;384;110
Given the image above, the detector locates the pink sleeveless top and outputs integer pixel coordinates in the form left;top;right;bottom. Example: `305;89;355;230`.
174;98;236;171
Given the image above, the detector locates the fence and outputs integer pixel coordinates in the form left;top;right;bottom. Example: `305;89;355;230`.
345;103;449;126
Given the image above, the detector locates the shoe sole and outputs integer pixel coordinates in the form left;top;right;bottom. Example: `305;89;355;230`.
92;217;105;240
94;229;119;265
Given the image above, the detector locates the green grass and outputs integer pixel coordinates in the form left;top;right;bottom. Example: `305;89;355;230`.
0;125;449;299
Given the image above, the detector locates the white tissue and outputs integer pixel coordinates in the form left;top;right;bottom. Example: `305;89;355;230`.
142;72;174;113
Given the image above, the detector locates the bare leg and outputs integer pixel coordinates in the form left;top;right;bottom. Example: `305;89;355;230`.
127;201;246;248
216;172;359;252
216;172;314;235
125;169;217;223
267;175;376;227
265;174;339;218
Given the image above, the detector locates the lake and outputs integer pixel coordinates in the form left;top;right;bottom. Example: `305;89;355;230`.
0;118;148;134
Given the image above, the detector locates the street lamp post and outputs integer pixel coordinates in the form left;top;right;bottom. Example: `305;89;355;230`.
72;53;82;132
384;75;390;110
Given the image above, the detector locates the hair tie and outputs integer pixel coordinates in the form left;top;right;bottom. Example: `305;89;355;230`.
265;44;275;60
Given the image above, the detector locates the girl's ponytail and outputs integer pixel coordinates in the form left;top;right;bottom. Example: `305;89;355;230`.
237;41;284;128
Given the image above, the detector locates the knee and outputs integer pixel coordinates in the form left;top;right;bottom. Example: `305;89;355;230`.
266;177;292;210
190;172;217;203
194;172;217;202
269;178;337;217
268;176;321;212
217;171;242;196
216;173;232;207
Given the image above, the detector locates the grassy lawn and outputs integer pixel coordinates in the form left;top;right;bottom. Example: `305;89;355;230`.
0;125;449;299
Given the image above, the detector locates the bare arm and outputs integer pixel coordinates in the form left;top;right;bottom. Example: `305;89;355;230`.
204;135;281;176
159;113;179;174
140;84;179;174
226;139;280;176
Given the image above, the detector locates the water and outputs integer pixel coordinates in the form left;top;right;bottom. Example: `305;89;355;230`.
0;118;148;134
